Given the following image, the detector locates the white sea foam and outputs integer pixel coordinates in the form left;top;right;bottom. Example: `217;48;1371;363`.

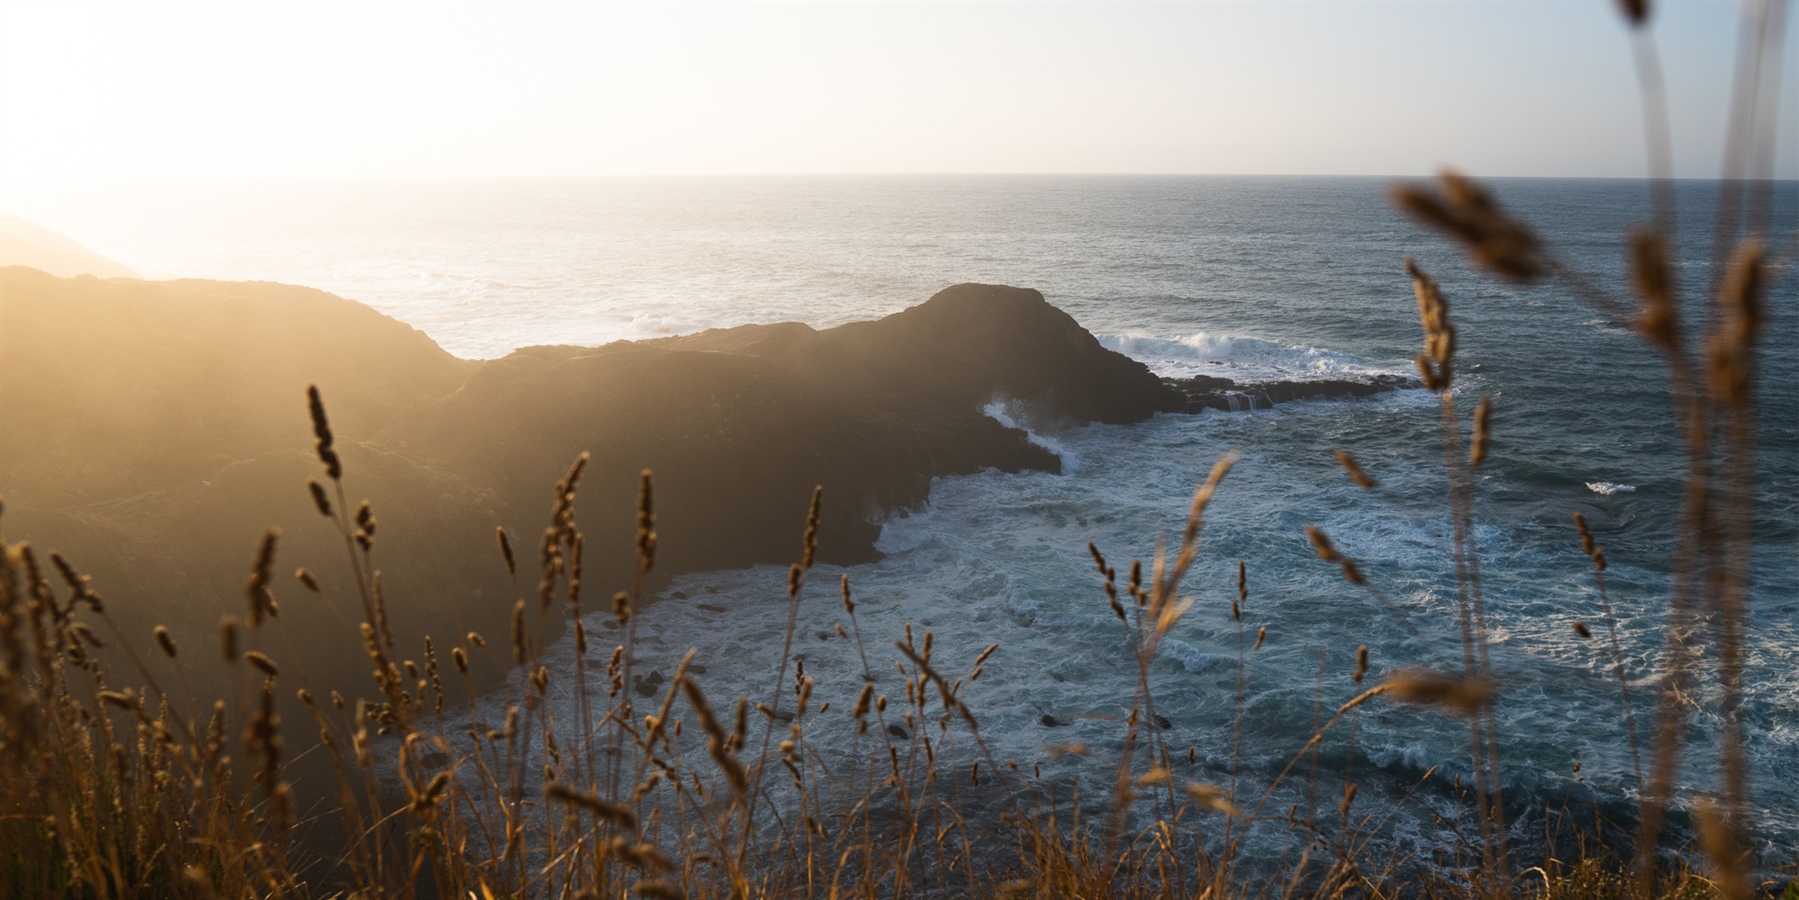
1585;481;1637;495
1098;331;1399;383
1157;639;1224;674
982;399;1076;471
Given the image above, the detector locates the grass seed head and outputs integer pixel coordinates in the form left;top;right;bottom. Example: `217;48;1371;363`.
306;385;342;479
153;625;177;659
219;616;240;662
245;651;279;678
1381;670;1493;716
306;479;332;518
1233;559;1246;620
245;529;280;626
1707;239;1765;410
636;469;657;569
1184;782;1238;816
1334;449;1378;490
1305;525;1342;563
1404;258;1457;390
1629;229;1678;351
801;485;822;570
545;781;638;830
495;526;515;576
511;599;527;664
1392;172;1545;282
1470;397;1493;466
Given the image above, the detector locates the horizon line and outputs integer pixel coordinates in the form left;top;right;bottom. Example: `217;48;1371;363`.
6;172;1797;192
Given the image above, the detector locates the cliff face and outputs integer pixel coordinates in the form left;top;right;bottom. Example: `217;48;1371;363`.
389;337;1061;581
0;266;470;506
1;266;508;699
394;284;1175;584
0;271;1165;703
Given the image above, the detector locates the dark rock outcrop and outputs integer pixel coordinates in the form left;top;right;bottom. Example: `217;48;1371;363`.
1160;373;1417;413
385;284;1184;586
388;337;1060;580
1;269;1420;709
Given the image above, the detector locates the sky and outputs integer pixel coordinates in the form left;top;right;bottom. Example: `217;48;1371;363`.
0;0;1792;188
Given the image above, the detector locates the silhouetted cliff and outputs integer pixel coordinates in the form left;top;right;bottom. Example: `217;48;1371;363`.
1;273;1175;704
1;269;1418;707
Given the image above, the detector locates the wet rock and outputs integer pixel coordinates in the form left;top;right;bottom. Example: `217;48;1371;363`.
1159;373;1418;413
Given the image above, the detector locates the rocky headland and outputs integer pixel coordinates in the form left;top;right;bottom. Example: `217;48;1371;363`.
0;267;1411;703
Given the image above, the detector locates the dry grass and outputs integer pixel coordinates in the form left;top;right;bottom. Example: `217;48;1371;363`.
1;3;1790;897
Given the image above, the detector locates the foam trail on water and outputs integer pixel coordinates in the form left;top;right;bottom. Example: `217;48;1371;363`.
1098;331;1400;382
1585;482;1637;495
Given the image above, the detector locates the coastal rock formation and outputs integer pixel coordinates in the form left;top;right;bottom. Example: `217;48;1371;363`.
0;266;503;697
388;337;1060;578
0;266;469;507
383;283;1184;585
0;272;1161;702
1;268;1416;704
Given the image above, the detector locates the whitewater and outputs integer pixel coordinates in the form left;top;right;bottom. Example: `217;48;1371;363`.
8;175;1795;858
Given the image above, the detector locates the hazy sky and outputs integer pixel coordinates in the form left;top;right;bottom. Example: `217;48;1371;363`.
1;0;1791;187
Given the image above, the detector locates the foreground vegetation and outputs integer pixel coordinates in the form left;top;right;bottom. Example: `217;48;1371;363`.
1;2;1791;896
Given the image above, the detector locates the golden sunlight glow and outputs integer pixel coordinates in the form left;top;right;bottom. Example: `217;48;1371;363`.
0;1;1779;185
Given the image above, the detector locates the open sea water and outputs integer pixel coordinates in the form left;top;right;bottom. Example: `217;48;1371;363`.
11;176;1797;862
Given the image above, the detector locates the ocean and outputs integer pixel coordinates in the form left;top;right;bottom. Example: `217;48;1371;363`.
10;175;1796;861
